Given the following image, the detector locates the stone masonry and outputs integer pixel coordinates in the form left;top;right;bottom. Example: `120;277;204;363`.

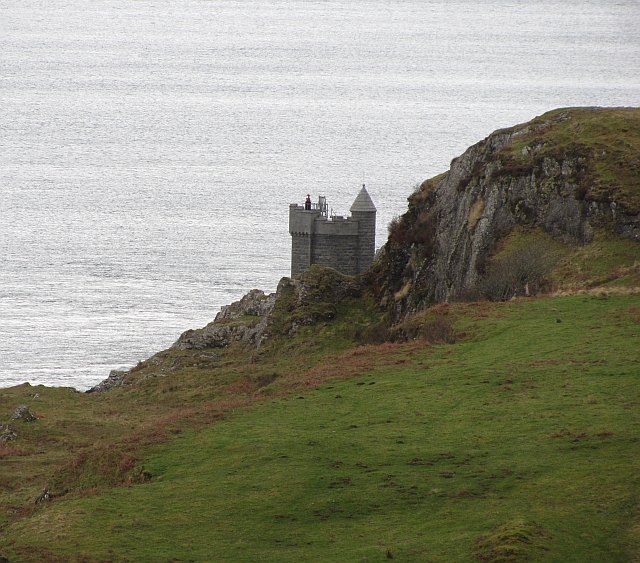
289;186;376;277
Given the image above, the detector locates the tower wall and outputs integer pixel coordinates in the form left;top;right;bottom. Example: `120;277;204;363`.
351;210;376;273
289;204;319;234
312;233;359;275
291;233;312;277
289;204;319;277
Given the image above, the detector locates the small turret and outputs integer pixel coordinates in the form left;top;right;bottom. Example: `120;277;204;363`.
350;184;377;273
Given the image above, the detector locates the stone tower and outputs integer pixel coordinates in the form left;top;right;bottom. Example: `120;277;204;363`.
350;185;377;274
289;186;376;277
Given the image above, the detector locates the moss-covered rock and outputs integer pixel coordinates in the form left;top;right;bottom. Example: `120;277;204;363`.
267;266;362;337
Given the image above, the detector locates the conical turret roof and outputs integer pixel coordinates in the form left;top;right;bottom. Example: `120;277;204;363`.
350;185;376;212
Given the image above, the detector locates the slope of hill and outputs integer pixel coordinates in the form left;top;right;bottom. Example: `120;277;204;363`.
1;293;639;562
0;107;638;562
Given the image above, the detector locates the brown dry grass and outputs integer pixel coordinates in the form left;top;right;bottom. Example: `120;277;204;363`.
551;286;640;298
0;443;27;459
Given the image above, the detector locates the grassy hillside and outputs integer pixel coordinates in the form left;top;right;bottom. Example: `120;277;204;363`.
1;291;639;562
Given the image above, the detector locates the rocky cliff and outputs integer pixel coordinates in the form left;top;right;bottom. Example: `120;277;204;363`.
371;107;640;318
90;107;639;392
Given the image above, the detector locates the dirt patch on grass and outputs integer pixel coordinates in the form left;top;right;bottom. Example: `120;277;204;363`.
0;443;28;459
628;306;640;323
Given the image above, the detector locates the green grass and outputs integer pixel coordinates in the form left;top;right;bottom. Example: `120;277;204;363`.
1;293;639;562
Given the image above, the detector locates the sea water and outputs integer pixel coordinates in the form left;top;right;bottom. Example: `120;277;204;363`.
1;0;639;389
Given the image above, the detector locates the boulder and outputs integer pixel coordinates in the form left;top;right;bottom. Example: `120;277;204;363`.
12;405;37;423
0;425;17;443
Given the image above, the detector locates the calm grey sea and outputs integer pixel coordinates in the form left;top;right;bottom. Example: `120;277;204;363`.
1;0;639;389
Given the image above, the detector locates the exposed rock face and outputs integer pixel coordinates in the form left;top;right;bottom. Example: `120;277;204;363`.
172;288;277;350
87;370;129;393
216;289;277;320
374;108;640;318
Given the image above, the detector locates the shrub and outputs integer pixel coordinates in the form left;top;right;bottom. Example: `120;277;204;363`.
475;246;557;301
388;308;456;344
355;320;391;344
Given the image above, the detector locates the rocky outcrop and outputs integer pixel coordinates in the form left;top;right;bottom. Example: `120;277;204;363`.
87;370;129;393
89;290;281;392
90;108;639;391
172;267;362;349
216;288;277;320
373;107;640;318
281;266;362;336
90;266;362;391
294;265;362;305
172;288;277;350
